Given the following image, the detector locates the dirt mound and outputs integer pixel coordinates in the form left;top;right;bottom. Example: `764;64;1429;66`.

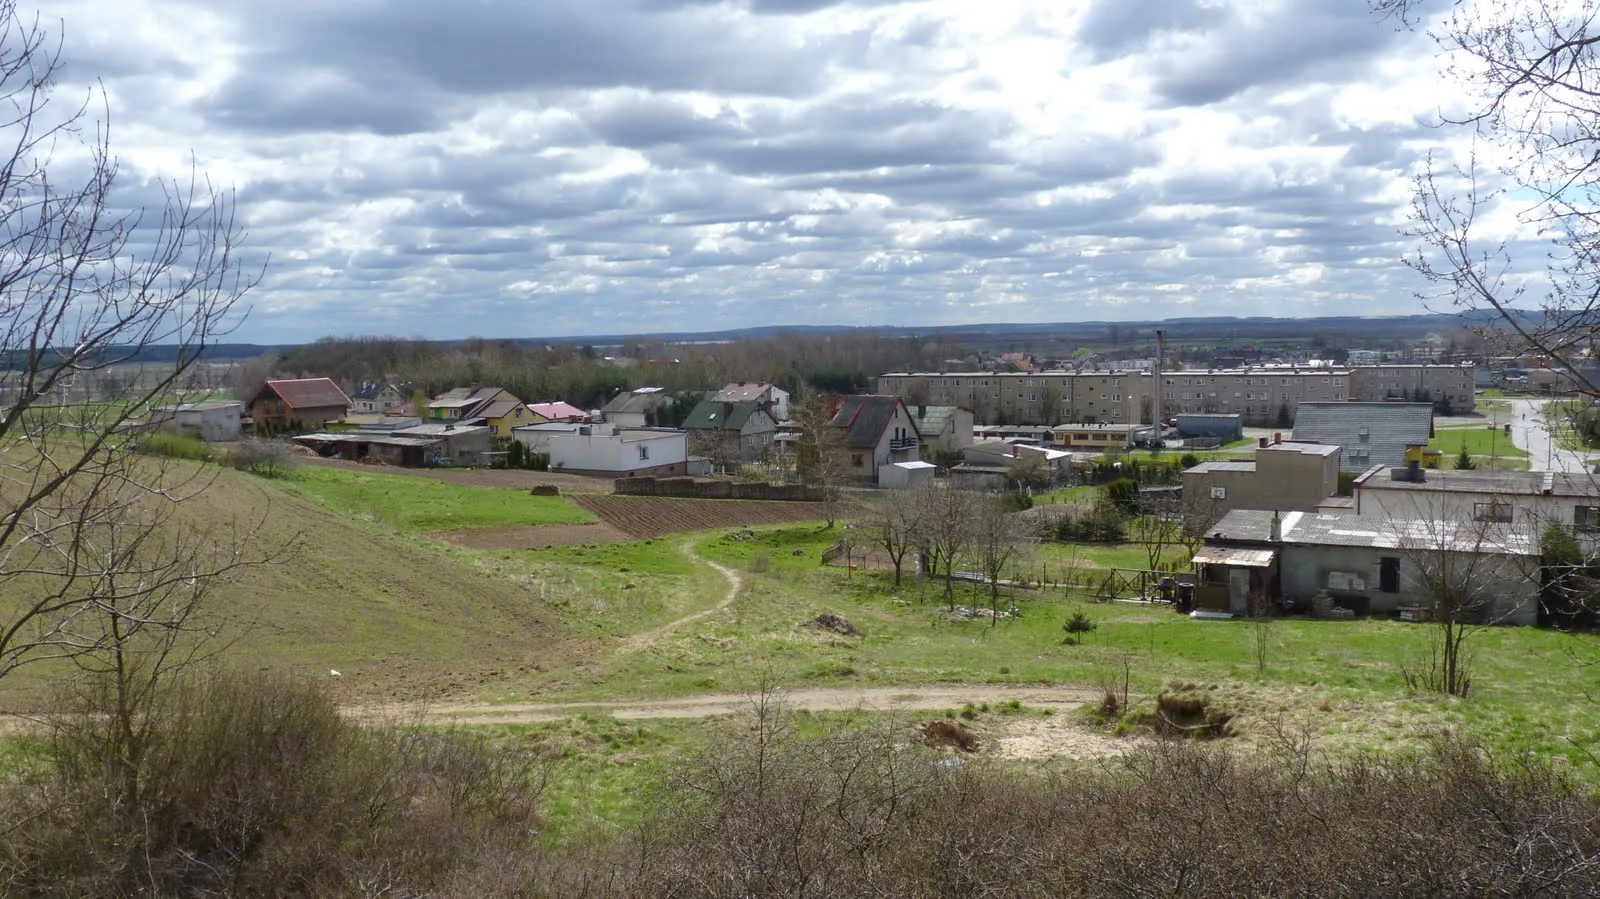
529;485;560;496
800;613;860;637
920;719;980;753
1153;691;1233;739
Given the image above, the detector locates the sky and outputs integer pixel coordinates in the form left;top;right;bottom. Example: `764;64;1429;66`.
41;0;1508;343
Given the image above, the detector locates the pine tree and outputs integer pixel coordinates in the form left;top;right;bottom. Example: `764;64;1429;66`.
1455;444;1476;470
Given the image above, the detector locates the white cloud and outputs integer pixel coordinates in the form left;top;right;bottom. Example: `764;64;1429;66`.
33;0;1514;341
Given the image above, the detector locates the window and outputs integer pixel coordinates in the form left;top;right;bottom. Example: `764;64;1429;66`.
1210;486;1226;500
1379;557;1400;593
852;453;864;467
1473;500;1513;523
1111;394;1123;402
1576;506;1600;532
638;445;650;461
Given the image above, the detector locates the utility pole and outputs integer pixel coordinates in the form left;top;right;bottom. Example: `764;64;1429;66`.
1152;329;1166;448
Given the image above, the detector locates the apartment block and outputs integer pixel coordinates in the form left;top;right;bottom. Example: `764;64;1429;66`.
875;364;1475;426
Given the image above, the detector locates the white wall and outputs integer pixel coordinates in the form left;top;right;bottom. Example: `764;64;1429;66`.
547;429;686;472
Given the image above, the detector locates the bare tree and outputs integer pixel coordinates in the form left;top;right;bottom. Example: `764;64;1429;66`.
966;493;1037;623
913;482;973;604
1128;490;1184;573
1382;0;1600;403
0;6;258;683
1392;511;1537;697
791;392;848;527
858;487;919;586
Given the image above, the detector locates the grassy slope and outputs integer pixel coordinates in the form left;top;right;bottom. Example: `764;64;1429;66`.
0;463;585;707
277;464;594;531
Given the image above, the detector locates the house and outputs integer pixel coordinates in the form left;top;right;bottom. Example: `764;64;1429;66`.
149;401;243;442
247;378;351;433
542;423;688;477
682;400;779;464
907;405;974;460
828;394;920;484
526;401;589;422
1050;422;1156;452
602;388;676;429
1197;509;1539;624
510;421;587;455
1346;466;1600;546
951;441;1072;491
350;382;407;414
712;382;789;420
1290;402;1435;473
292;420;493;467
1183;441;1342;519
471;398;539;439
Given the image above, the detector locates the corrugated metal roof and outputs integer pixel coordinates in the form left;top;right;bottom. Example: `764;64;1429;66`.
1207;509;1536;555
1192;547;1277;567
1291;402;1433;473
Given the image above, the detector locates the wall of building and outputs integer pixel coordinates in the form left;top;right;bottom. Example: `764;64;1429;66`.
548;430;687;474
1281;543;1537;625
876;365;1475;427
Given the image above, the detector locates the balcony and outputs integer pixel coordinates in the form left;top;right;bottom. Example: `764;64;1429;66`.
888;436;918;452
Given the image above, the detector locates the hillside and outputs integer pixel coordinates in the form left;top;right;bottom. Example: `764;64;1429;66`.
0;464;582;708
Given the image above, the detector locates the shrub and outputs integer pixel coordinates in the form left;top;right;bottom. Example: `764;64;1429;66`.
138;429;212;462
1001;490;1033;512
230;437;298;478
1104;477;1140;513
505;440;527;469
1062;610;1097;645
1180;453;1200;469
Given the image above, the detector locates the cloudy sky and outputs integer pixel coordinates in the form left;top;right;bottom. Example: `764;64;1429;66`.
44;0;1495;343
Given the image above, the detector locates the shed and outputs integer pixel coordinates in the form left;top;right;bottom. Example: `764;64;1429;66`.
879;460;937;488
1176;413;1243;442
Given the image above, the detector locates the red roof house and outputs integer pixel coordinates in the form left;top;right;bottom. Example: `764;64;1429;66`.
247;378;352;434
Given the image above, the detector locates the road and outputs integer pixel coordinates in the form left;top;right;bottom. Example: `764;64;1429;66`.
344;685;1098;727
1505;397;1596;473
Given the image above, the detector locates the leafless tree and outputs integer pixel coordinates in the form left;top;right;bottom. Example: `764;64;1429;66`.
966;493;1038;623
858;486;919;586
1380;0;1600;403
1391;510;1537;697
1128;490;1185;572
0;5;259;683
913;482;974;604
791;391;848;527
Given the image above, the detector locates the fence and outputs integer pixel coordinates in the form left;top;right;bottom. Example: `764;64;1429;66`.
614;476;825;501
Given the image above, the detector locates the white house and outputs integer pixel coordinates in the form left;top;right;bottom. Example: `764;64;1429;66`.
150;401;242;442
543;423;689;477
1349;466;1600;547
713;381;789;420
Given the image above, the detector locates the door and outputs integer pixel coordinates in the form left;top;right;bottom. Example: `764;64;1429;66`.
1229;568;1251;615
1379;557;1400;593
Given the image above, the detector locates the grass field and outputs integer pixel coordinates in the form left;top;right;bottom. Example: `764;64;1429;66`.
280;464;594;532
1431;424;1531;470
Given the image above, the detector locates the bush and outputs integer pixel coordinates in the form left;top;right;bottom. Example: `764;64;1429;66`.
1051;499;1128;543
528;451;550;472
1180;453;1200;469
505;440;527;469
1;672;557;897
229;437;298;478
1104;477;1140;513
1001;490;1033;512
138;429;212;462
1062;610;1097;645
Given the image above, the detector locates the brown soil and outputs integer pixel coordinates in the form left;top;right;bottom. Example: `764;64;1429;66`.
572;494;850;539
302;457;613;492
920;719;981;752
432;521;632;550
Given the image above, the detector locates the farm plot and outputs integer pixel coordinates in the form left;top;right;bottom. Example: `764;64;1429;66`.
572;494;848;538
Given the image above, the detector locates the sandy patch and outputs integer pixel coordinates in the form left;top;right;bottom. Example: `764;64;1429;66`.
996;715;1149;760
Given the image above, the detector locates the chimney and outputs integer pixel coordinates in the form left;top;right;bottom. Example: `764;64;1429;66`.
1408;458;1424;482
1273;432;1282;445
1258;436;1269;449
1011;445;1018;458
1270;509;1282;543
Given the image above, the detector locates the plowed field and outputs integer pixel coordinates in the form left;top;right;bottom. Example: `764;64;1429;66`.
571;495;848;538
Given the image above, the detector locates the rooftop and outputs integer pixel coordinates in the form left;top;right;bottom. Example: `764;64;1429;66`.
1207;509;1536;555
1356;467;1600;497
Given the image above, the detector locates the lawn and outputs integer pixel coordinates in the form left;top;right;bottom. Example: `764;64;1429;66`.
279;464;593;532
1431;424;1531;469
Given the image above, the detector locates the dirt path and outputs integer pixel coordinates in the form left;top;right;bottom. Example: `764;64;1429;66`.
346;685;1100;727
619;540;742;651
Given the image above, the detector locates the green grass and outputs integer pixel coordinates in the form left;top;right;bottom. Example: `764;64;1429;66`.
279;464;593;532
498;523;1600;772
1431;424;1531;469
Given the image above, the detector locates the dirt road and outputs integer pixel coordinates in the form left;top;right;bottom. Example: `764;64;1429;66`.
346;685;1099;727
619;540;742;651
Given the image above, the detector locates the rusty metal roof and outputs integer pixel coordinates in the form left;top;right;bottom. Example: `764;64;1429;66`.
1191;547;1277;568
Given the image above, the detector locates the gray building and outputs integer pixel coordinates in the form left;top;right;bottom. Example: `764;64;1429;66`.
1290;402;1436;473
151;401;243;442
1176;413;1243;442
1197;509;1539;624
